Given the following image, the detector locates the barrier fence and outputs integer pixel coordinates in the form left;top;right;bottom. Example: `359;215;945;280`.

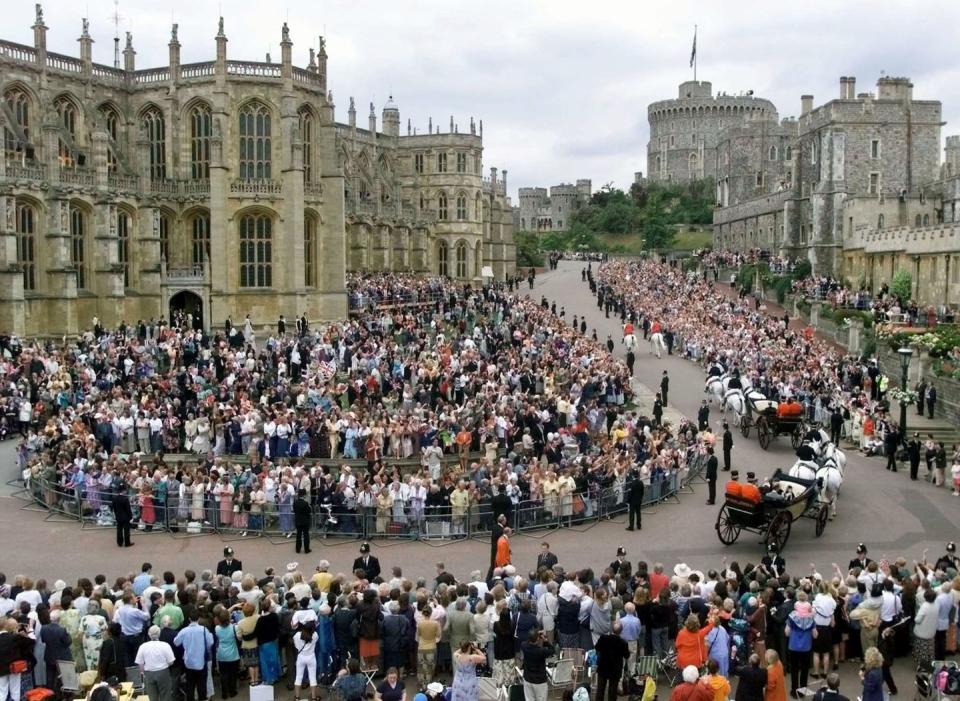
15;450;708;546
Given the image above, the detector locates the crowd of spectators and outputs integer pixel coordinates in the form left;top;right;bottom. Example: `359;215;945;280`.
1;540;958;701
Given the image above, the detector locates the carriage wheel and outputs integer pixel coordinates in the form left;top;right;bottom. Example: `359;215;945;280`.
766;511;792;550
815;504;829;537
740;414;751;438
790;424;803;449
757;416;771;450
715;505;741;545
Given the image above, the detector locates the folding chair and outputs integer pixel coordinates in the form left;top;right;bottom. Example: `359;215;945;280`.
125;665;144;694
57;660;80;700
478;677;504;701
634;655;659;680
359;661;378;690
560;648;585;685
546;658;575;695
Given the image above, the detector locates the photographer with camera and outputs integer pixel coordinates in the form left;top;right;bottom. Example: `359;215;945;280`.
451;639;487;700
520;628;555;701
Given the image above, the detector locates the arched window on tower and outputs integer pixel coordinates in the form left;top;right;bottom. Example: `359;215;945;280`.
239;102;272;180
159;212;171;264
304;214;317;287
769;145;778;161
456;193;467;221
455;241;467;278
54;95;78;167
689;152;698;176
3;87;31;162
189;103;212;179
99;104;121;173
140;107;166;180
117;209;132;287
16;201;36;291
191;212;210;265
299;107;315;184
239;212;273;287
437;240;449;276
438;192;448;220
877;214;885;229
70;204;88;289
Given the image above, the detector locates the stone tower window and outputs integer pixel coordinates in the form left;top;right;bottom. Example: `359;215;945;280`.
191;212;211;265
869;173;880;195
456;193;467;221
871;139;881;159
877;214;884;229
455;241;468;278
54;95;78;167
915;214;922;227
239;101;272;180
99;105;121;173
769;146;778;161
437;152;448;173
117;209;132;287
419;193;426;212
438;192;448;220
140;107;167;181
304;214;317;287
437;240;449;276
298;107;315;184
456;153;467;173
190;103;212;180
239;212;273;288
15;200;36;291
70;204;87;289
3;87;30;162
158;212;170;264
785;146;792;160
414;153;424;174
923;214;930;226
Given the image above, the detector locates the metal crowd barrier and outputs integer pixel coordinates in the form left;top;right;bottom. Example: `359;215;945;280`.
17;448;709;544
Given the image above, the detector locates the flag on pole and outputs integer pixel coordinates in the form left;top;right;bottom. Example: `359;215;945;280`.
690;26;697;68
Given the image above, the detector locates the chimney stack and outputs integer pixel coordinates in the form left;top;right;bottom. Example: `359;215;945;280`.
801;95;813;116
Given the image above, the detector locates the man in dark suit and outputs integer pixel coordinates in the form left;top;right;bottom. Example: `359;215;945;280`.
293;489;313;554
705;447;719;505
112;486;134;548
490;484;512;524
277;315;286;337
660;371;669;406
536;542;559;572
352;542;381;581
216;547;242;578
625;469;644;531
908;432;922;480
697;400;710;431
884;424;901;472
735;653;769;701
848;544;873;572
41;611;73;693
722;422;733;471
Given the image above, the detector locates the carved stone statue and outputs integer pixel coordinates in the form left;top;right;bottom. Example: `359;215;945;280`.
35;4;43;25
369;102;375;116
349;97;355;111
282;22;290;42
171;23;178;41
125;31;132;49
82;18;89;35
218;17;224;36
318;36;326;54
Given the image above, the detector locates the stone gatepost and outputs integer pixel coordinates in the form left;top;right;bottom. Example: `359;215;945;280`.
847;318;863;355
809;303;820;327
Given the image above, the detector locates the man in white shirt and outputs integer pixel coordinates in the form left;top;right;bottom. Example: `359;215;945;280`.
135;625;176;701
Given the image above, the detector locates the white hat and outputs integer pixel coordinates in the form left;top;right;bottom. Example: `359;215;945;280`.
682;665;700;684
427;683;445;695
673;563;692;579
286;562;299;572
504;565;516;575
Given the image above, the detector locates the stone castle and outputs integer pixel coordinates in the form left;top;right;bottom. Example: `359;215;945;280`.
0;6;515;336
680;73;960;307
514;180;592;232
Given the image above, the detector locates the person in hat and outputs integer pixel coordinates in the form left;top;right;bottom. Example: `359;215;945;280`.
610;547;629;578
848;545;872;573
293;489;313;555
216;547;242;578
722;422;733;472
698;400;710;432
352;543;381;581
907;432;922;481
705;447;718;505
934;543;959;574
626;469;644;531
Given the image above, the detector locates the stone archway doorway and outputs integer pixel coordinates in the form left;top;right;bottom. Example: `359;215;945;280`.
169;290;204;330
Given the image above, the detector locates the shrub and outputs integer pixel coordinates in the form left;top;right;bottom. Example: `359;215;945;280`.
890;269;912;301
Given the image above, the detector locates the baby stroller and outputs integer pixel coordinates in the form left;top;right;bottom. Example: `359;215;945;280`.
728;617;751;667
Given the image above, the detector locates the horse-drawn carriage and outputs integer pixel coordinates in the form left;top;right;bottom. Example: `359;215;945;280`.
739;406;806;451
714;469;829;551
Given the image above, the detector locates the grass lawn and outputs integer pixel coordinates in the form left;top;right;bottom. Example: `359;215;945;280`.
597;227;713;254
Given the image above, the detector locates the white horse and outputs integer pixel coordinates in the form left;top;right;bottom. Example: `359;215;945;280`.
704;376;725;404
789;459;844;518
623;333;637;352
649;332;665;359
805;432;848;473
723;389;747;417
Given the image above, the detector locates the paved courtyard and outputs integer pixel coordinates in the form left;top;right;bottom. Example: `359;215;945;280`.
2;261;957;586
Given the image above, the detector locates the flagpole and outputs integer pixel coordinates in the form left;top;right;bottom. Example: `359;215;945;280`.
694;25;697;81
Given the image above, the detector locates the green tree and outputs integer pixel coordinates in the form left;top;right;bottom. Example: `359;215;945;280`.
890;269;913;301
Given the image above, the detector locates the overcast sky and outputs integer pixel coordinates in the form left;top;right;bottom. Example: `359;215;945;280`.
6;1;960;202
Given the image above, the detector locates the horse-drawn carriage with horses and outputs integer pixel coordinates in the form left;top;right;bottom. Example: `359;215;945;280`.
704;371;806;451
715;469;830;551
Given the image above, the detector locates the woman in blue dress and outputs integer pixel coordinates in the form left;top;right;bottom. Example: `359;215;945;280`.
450;641;486;701
277;480;295;537
344;424;359;459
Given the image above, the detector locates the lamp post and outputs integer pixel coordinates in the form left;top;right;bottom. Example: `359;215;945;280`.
898;346;913;435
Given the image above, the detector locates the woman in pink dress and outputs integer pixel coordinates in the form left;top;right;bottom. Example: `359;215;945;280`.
217;476;234;528
139;484;156;531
